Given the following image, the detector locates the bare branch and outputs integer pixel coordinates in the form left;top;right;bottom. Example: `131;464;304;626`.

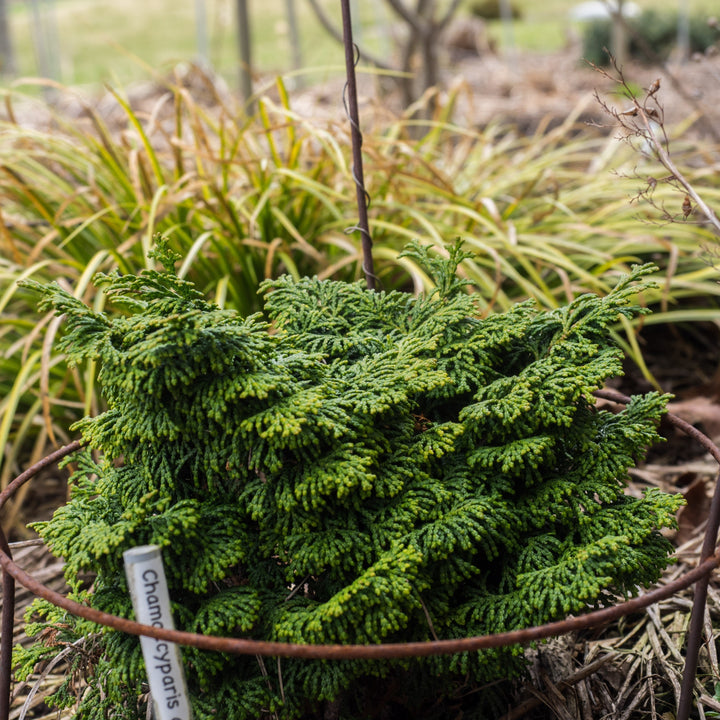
438;0;463;32
385;0;429;36
601;5;720;142
592;59;720;237
636;107;720;234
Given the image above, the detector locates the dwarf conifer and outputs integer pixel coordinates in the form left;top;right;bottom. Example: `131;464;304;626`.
15;240;682;719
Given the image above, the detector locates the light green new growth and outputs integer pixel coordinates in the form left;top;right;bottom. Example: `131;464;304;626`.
15;240;683;719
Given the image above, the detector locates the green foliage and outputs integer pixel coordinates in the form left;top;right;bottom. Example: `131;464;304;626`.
15;240;683;718
470;0;523;20
582;9;719;66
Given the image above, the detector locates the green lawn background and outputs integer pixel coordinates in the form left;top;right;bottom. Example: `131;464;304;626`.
4;0;718;92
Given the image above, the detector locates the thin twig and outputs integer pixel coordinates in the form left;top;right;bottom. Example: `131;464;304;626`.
615;654;644;709
617;682;649;720
538;670;576;720
646;620;683;708
635;107;720;234
704;604;719;679
255;655;280;720
592;59;720;237
600;3;720;142
385;0;428;36
438;0;463;31
646;604;684;665
17;637;86;720
417;595;439;642
284;575;310;601
277;657;285;705
647;657;657;720
500;653;618;720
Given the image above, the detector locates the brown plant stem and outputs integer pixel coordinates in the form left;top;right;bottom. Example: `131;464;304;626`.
635;107;720;235
593;59;720;237
603;4;720;142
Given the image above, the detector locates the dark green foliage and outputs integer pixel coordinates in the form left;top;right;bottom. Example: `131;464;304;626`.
16;240;682;719
582;9;719;66
469;0;522;20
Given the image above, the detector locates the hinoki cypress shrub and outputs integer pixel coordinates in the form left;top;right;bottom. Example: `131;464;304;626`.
15;240;682;719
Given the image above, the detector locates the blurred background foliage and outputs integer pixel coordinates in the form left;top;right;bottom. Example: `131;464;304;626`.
0;0;716;88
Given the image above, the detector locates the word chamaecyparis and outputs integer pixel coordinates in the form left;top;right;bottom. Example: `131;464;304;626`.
124;546;193;720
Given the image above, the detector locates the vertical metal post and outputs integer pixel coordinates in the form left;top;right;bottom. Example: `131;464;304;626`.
677;469;720;720
195;0;208;65
29;0;50;79
676;0;690;61
236;0;253;110
26;0;60;84
0;0;15;76
610;0;628;67
284;0;303;84
499;0;516;63
340;0;376;290
0;531;14;720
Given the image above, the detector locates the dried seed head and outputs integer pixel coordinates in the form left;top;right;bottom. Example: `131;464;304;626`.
682;195;693;218
647;78;661;96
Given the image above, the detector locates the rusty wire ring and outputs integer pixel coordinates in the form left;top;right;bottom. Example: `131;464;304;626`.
0;390;718;663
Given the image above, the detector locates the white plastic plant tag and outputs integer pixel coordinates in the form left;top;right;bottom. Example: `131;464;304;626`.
124;545;193;720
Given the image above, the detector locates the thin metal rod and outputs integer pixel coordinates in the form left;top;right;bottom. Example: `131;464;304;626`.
0;0;15;77
284;0;303;78
0;528;717;661
235;0;253;109
0;441;80;720
597;389;720;719
678;531;716;720
0;533;13;720
340;0;375;290
677;462;720;720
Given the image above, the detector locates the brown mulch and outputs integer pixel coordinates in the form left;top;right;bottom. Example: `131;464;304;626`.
443;46;720;136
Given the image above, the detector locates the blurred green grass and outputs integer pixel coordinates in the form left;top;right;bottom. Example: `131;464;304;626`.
6;0;387;89
4;0;719;90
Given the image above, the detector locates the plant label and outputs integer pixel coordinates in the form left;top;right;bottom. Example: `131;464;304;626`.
124;545;193;720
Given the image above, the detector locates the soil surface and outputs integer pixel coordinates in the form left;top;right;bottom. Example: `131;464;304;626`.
443;45;720;135
284;42;720;139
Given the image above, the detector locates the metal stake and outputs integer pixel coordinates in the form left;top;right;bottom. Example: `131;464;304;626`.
340;0;376;290
0;537;13;720
677;471;720;720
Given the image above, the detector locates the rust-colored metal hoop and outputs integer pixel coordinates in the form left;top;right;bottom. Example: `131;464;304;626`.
0;389;718;720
